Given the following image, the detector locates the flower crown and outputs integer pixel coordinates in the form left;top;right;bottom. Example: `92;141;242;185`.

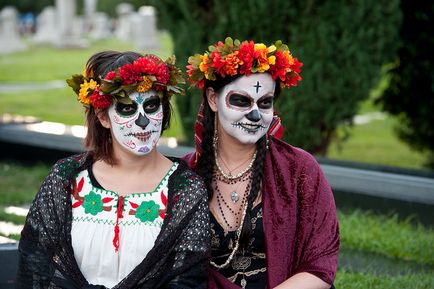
67;55;185;109
187;37;302;89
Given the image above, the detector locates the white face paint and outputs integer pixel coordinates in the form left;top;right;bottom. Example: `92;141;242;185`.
108;90;163;155
216;73;275;144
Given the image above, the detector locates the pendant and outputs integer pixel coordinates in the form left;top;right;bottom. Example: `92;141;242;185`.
230;191;239;203
241;277;247;289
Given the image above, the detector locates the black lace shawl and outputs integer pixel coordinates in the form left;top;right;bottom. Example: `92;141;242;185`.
16;153;210;289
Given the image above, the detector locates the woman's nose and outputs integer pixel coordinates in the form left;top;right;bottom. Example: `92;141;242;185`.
135;113;150;129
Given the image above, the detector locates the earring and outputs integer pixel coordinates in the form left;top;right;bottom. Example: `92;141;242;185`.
213;114;218;151
266;135;269;150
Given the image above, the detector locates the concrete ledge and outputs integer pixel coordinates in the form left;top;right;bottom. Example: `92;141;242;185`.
1;120;433;222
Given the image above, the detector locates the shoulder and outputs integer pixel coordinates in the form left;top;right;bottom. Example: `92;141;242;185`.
168;157;207;198
170;157;205;186
50;153;90;179
269;137;322;174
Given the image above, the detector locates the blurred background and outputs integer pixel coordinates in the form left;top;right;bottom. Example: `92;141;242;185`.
0;0;433;288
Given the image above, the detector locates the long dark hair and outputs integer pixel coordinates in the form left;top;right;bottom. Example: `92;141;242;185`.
195;74;281;249
83;51;173;164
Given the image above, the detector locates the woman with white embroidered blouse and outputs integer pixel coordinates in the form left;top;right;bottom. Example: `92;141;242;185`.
16;51;210;289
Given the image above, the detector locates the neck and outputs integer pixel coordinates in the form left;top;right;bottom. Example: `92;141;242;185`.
110;141;162;173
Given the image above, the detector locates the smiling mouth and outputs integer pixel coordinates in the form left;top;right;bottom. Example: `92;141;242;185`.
232;122;266;134
126;131;157;142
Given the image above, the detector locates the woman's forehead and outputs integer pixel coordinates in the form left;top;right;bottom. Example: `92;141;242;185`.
222;74;275;96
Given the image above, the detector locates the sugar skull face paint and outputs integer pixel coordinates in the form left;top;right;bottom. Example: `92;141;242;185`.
108;90;163;155
216;73;275;144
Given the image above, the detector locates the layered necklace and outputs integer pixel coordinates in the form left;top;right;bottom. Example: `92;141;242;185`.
214;148;257;203
211;138;257;269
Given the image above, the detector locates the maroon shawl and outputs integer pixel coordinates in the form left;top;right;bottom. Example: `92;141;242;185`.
183;136;339;289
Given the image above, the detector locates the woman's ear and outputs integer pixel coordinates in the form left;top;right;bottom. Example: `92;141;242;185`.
96;110;111;129
206;87;218;112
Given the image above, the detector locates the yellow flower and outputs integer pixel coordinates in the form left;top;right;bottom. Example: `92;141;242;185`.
78;79;97;105
199;54;210;78
268;55;276;65
137;76;153;92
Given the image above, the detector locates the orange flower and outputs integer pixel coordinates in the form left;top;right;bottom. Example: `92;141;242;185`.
254;44;271;73
199;54;211;79
224;51;243;76
137;76;153;92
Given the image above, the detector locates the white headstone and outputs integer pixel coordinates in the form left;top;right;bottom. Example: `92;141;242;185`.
89;12;112;40
33;6;58;44
55;0;87;48
114;3;135;42
84;0;98;33
134;6;160;51
0;6;27;54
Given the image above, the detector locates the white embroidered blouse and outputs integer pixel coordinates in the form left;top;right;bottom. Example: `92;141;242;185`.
70;162;179;288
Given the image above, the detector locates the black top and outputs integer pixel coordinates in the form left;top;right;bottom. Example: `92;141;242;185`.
211;205;267;288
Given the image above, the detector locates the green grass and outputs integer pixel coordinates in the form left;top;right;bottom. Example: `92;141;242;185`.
335;270;434;289
328;117;429;169
0;161;49;206
0;34;173;82
339;210;434;266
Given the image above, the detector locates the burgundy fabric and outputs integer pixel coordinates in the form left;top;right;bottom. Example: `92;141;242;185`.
183;136;339;289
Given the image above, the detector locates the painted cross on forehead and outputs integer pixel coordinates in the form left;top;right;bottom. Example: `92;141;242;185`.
254;81;262;93
216;74;276;144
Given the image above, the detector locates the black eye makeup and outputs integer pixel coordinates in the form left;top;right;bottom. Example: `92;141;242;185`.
115;102;138;116
228;94;252;108
143;96;161;114
227;92;274;110
258;96;274;109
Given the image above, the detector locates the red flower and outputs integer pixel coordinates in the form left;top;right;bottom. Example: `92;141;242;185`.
134;57;157;75
90;87;112;109
238;41;255;75
210;51;226;78
155;63;170;84
105;71;116;80
119;63;142;85
291;58;303;73
270;50;291;81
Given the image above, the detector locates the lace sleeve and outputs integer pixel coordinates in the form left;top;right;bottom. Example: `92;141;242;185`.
165;170;210;289
15;172;58;289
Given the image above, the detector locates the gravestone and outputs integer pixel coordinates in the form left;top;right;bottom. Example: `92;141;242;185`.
89;12;112;40
33;6;58;44
114;3;135;42
0;6;27;54
84;0;98;32
134;6;160;51
55;0;87;48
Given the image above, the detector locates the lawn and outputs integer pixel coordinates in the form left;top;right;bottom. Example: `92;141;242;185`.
1;34;433;288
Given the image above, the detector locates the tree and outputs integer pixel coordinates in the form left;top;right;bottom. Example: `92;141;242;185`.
151;0;401;155
376;0;434;168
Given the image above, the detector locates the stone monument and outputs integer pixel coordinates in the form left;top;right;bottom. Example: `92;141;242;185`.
133;6;160;51
33;6;58;45
0;6;27;54
55;0;87;48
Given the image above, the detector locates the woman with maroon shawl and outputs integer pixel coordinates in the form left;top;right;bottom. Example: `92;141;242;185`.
184;37;339;289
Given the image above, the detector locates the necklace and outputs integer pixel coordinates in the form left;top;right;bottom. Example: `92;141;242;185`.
214;150;257;181
210;187;249;269
214;171;251;230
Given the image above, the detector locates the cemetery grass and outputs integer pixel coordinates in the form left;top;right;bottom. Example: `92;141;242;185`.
0;35;174;82
1;162;433;288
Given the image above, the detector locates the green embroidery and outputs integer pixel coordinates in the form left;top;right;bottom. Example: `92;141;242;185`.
82;191;103;216
136;200;160;222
